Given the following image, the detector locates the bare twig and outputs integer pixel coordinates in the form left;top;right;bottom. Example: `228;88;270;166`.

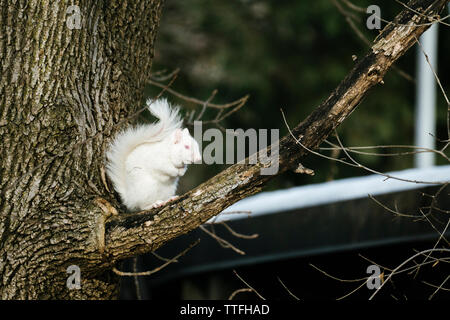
332;0;415;83
219;222;259;240
112;239;200;277
132;257;142;300
321;140;450;162
309;263;373;300
412;214;450;278
429;275;450;299
423;275;450;300
369;194;428;219
151;251;178;263
149;68;180;82
277;277;301;300
281;108;449;185
393;0;450;26
228;288;253;300
309;263;369;283
336;280;369;300
233;270;266;300
369;248;450;300
360;253;450;276
148;78;249;110
199;225;246;255
334;129;448;184
196;89;218;121
415;35;450;142
340;0;366;13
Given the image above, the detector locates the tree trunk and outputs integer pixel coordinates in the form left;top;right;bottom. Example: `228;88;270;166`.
0;0;448;299
0;0;163;299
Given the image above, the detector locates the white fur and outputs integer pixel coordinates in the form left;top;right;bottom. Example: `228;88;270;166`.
106;98;201;211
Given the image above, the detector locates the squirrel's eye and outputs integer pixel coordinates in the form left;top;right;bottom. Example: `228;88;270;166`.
184;145;190;149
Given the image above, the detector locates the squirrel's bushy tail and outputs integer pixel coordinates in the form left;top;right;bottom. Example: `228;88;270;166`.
105;98;183;199
146;98;183;139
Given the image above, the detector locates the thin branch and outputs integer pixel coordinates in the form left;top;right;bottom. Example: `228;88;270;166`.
429;275;450;299
277;277;301;300
415;35;450;142
369;194;423;219
309;263;369;283
334;129;448;185
340;0;366;13
233;270;266;300
149;68;180;82
309;263;374;300
358;254;393;272
199;225;246;255
228;288;253;300
321;140;450;162
423;275;450;300
281;109;449;185
132;258;142;300
148;78;249;110
112;239;200;277
219;222;259;239
369;248;450;300
412;214;450;278
151;251;178;263
360;253;449;276
336;280;369;300
332;0;415;83
196;89;218;121
394;0;450;26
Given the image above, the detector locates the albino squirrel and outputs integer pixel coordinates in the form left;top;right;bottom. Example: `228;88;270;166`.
106;98;201;211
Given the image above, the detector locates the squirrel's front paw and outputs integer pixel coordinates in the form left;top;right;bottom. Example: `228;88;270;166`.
143;200;164;210
178;166;187;176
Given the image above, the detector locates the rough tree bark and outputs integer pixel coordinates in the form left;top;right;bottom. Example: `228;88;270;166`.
0;0;448;299
0;0;163;299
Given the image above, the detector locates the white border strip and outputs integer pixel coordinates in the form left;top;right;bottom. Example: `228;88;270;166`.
210;165;450;223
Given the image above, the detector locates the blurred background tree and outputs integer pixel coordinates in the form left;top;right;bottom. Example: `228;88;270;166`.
146;0;450;192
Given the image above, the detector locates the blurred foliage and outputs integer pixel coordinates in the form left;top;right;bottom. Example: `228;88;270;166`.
145;0;450;193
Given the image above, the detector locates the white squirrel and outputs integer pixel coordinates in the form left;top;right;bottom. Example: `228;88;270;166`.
105;98;201;211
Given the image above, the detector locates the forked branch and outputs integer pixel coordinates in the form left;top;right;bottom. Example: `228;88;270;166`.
102;0;449;266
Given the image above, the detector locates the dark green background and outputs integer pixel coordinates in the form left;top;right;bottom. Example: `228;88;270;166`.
145;0;450;192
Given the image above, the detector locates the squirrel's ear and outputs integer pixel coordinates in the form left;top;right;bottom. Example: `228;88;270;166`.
182;128;189;135
173;128;182;144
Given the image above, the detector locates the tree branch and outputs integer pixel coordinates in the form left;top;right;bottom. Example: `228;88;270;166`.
103;0;449;263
